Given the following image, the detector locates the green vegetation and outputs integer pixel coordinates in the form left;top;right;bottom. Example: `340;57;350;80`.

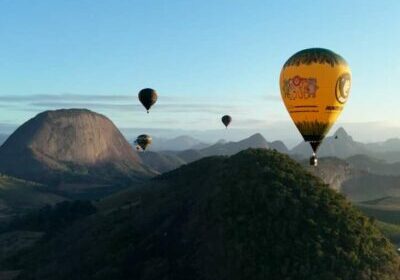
3;149;399;280
6;200;96;236
357;201;400;225
356;197;400;244
376;221;400;244
0;174;66;220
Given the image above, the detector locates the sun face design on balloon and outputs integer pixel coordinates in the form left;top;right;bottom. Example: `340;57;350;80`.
335;73;351;104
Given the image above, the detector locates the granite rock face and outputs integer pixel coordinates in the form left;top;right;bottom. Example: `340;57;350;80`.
0;109;153;184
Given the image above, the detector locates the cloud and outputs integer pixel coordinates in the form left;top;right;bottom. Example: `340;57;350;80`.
262;94;281;102
234;118;268;126
26;101;243;114
0;93;181;103
0;93;238;114
0;94;132;102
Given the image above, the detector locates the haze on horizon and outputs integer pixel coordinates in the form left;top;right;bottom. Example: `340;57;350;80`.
0;0;399;145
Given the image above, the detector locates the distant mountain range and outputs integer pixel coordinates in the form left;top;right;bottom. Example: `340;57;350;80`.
292;127;400;161
302;155;400;203
137;133;290;173
134;128;400;205
144;135;209;151
137;127;400;171
292;127;368;158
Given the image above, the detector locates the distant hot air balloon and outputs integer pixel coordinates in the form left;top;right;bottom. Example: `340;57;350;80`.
279;48;351;166
138;88;158;113
221;115;232;128
135;134;152;151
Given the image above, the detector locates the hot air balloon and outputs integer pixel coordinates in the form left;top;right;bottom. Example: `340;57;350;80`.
279;48;351;166
221;115;232;128
138;88;158;113
135;134;152;151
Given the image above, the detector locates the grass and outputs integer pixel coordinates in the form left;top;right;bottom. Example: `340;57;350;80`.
376;221;400;244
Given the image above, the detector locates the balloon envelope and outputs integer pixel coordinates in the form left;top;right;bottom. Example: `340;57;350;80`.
221;115;232;128
279;48;351;157
138;88;158;113
135;134;152;151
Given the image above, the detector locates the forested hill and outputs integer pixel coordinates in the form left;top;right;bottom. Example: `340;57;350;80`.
6;149;400;280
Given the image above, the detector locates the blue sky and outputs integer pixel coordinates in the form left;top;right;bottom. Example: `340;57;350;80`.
0;0;399;143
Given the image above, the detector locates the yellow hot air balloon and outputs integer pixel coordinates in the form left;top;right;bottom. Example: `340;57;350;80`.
279;48;351;166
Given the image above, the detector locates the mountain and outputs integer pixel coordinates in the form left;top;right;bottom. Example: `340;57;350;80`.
341;174;400;202
346;154;400;176
145;135;209;151
302;156;400;202
366;138;400;153
137;134;288;174
305;157;355;192
269;140;290;153
291;127;368;158
0;109;154;185
177;133;276;163
137;151;186;173
201;133;269;155
291;127;400;162
5;149;399;280
0;134;9;146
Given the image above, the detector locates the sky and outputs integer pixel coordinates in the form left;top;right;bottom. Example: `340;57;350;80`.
0;0;400;145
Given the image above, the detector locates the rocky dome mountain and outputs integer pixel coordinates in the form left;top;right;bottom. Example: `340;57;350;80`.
0;109;153;184
7;149;400;280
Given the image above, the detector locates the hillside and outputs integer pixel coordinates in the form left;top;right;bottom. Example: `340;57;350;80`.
305;157;354;192
341;174;400;202
269;140;289;153
355;197;400;244
302;156;400;203
0;134;9;146
147;135;208;151
346;154;400;176
0;175;66;221
366;138;400;153
150;133;277;171
0;109;154;185
291;127;400;162
6;149;400;280
137;151;186;173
